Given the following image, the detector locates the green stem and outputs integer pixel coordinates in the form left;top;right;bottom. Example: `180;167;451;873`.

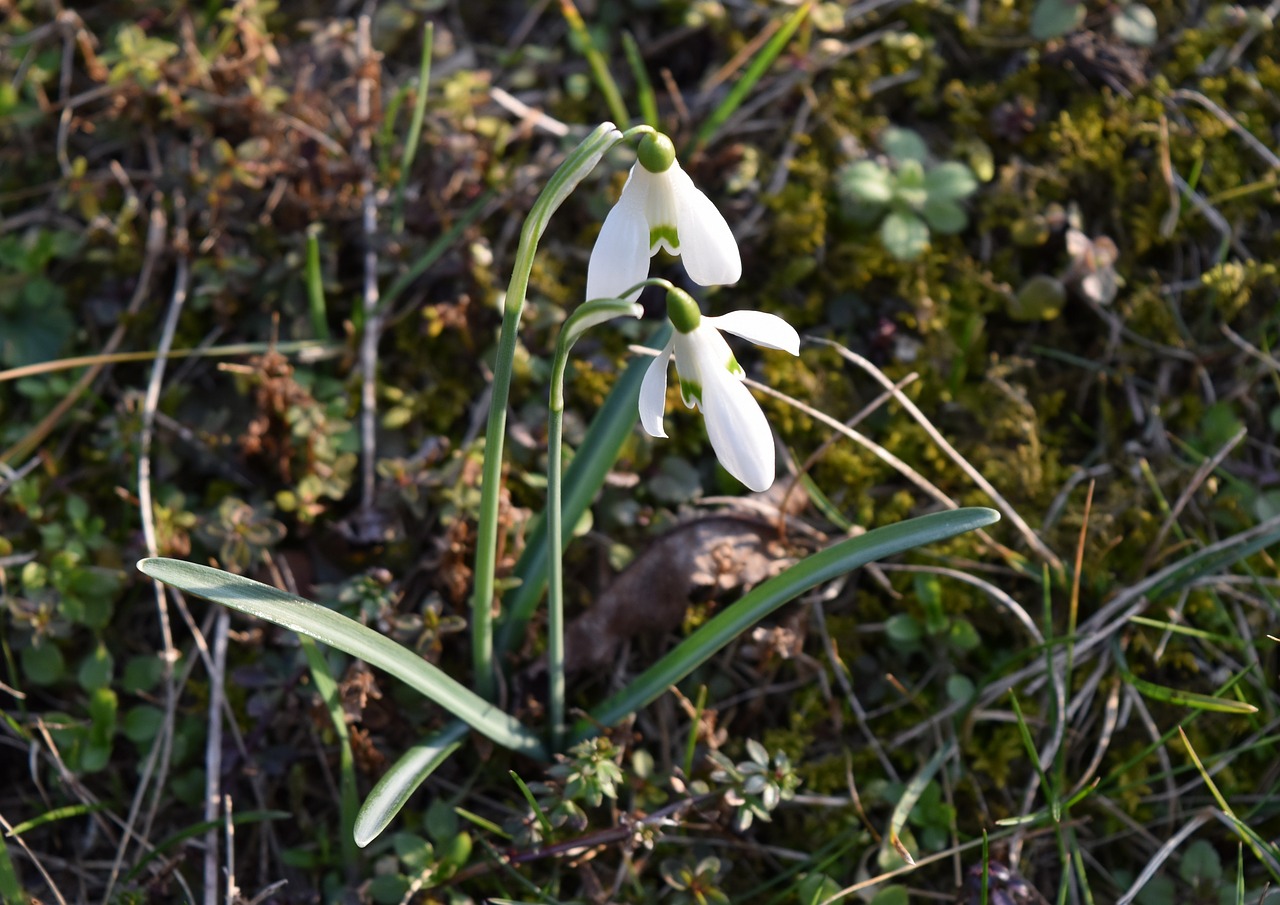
545;296;645;749
392;22;434;235
546;400;567;748
469;122;647;699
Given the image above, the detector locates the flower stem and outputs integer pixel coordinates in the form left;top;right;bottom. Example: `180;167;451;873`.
469;122;629;700
546;401;567;748
546;297;643;748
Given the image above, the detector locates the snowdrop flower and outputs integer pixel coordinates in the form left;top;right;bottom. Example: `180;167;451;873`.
640;289;799;492
586;133;741;302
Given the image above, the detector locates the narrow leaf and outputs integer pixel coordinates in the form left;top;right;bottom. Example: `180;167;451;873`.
136;558;546;758
1125;674;1257;714
886;740;954;866
696;1;812;148
355;721;468;847
582;508;999;734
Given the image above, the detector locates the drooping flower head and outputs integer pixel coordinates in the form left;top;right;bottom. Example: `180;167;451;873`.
586;133;742;302
639;289;799;492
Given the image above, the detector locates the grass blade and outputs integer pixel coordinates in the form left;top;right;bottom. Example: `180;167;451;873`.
297;636;359;866
392;22;434;234
1180;728;1280;883
886;740;954;866
304;224;330;341
559;0;630;125
0;837;22;905
696;1;812;149
582;507;1000;734
124;810;290;882
136;558;546;759
621;31;658;127
380;189;494;315
354;720;468;847
1125;674;1258;714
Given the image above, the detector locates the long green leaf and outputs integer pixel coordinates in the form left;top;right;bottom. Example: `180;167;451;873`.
0;838;22;905
392;22;434;234
354;720;468;848
298;636;359;867
496;324;672;655
696;1;812;149
582;507;999;734
1125;674;1258;714
621;31;658;128
886;740;954;866
559;0;630;126
136;558;546;759
1147;514;1280;600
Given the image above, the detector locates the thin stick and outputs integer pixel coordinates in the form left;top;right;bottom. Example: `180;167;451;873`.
356;7;382;514
103;202;186;905
744;376;1017;562
224;794;238;905
0;339;333;383
0;809;69;905
203;610;229;905
809;338;1063;570
1141;426;1247;575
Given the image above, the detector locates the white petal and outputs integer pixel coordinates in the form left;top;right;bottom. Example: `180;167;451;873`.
670;329;714;409
586;166;652;302
638;342;674;438
706;310;800;355
643;169;681;255
667;163;742;287
688;326;775;491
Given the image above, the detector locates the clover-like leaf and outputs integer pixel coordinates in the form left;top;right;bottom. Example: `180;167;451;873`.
1031;0;1085;39
1008;275;1067;321
881;126;929;164
1113;3;1158;46
880;210;930;260
922;198;968;234
923;161;978;201
839;159;894;204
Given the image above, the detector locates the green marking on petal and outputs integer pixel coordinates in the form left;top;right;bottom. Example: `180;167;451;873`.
679;377;702;407
726;354;744;377
649;224;679;251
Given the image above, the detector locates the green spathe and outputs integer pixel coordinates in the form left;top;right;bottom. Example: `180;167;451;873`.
638;132;676;173
666;288;702;334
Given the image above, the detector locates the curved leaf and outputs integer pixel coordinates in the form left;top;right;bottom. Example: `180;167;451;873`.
582;507;1000;735
136;558;545;758
355;720;468;847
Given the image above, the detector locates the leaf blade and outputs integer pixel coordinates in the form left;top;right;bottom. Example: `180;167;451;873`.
136;558;546;758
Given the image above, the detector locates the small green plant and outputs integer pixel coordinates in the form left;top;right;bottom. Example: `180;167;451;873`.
1029;0;1157;44
139;120;998;849
705;738;801;832
0;230;80;368
836;127;978;261
661;854;730;905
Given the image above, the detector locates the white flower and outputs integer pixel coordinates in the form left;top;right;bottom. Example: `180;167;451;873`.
586;133;741;303
639;291;799;492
